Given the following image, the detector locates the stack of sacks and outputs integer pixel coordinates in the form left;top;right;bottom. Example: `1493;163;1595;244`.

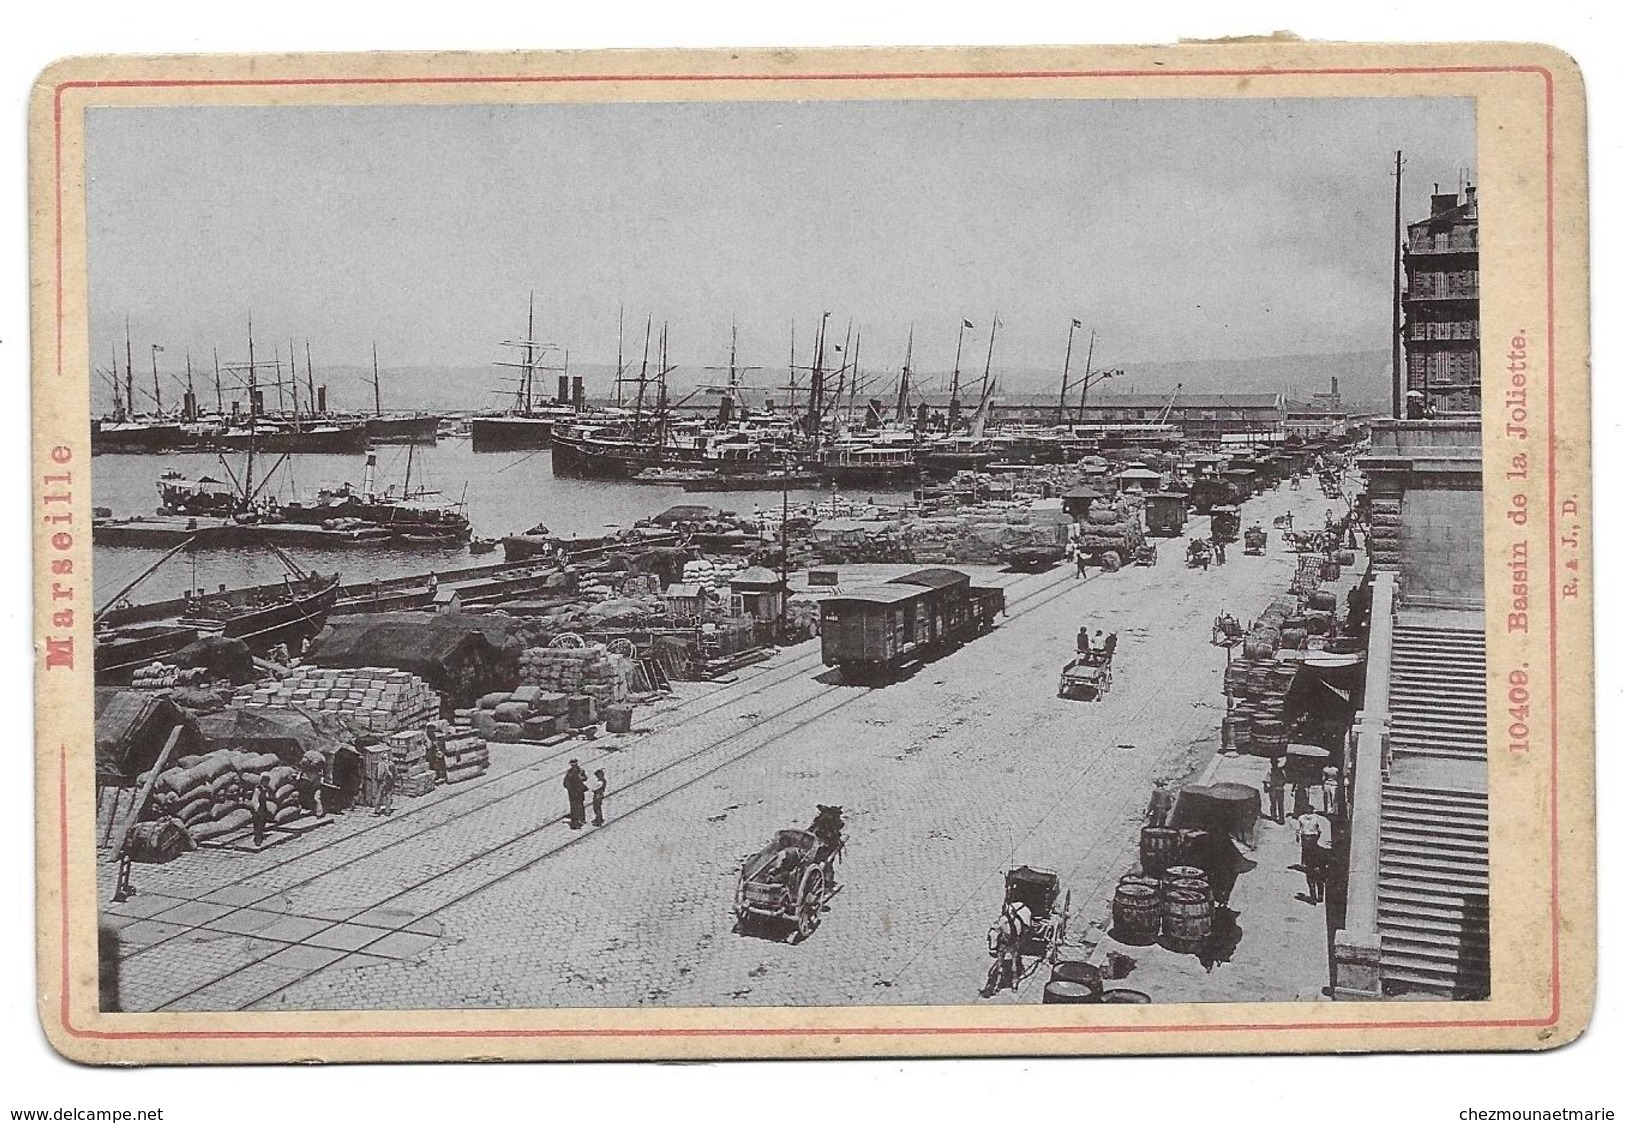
1078;502;1146;557
130;662;208;690
577;572;614;603
440;730;490;783
235;666;439;734
136;748;303;844
387;729;437;797
682;558;718;593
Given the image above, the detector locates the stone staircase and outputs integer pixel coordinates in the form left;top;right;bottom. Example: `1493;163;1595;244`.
1388;624;1486;762
1375;620;1489;999
1376;784;1489;998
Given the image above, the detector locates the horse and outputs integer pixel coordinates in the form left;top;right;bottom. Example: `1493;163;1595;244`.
984;900;1033;995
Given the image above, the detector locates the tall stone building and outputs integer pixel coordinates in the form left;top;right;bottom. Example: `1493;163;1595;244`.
1403;184;1480;414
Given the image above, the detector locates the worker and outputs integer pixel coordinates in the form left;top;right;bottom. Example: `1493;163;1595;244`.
564;759;588;829
1266;757;1287;823
1103;632;1118;660
1295;809;1333;903
591;769;608;827
1075;550;1089;579
1322;765;1342;818
251;774;273;848
426;571;439;594
1077;627;1091;654
373;757;395;816
1144;779;1174;828
1214;539;1227;565
111;839;137;903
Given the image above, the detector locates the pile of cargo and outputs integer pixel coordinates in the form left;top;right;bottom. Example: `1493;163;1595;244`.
1222;657;1297;756
437;724;490;784
517;644;633;710
384;729;438;797
137;748;304;843
130;662;209;690
235;666;440;734
680;556;746;593
458;683;606;742
1075;501;1147;570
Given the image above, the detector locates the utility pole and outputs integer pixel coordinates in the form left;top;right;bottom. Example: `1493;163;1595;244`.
1392;149;1405;419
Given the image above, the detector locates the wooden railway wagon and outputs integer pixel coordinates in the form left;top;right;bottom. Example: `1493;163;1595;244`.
819;567;1005;677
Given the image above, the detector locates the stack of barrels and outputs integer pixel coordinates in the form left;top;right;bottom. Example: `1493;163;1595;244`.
1110;849;1216;955
1160;865;1215;954
1223;657;1298;756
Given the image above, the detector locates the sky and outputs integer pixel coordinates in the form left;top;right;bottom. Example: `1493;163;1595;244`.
86;96;1474;406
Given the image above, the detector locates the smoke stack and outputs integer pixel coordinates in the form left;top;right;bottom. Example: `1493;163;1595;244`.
251;389;264;415
363;451;377;498
572;376;584;409
557;375;569;405
316;385;327;413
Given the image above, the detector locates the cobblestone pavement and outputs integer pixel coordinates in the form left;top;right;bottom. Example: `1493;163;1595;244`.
103;484;1347;1012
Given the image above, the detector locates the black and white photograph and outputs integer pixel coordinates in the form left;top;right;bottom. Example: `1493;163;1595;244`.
78;88;1497;1018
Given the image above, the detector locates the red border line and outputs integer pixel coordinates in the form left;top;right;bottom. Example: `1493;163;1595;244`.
52;61;1563;1045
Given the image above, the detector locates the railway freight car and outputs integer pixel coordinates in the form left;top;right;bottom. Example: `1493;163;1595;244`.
818;567;1006;678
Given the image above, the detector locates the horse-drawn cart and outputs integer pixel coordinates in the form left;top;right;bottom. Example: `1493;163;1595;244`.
1243;525;1267;556
1059;651;1113;700
984;865;1071;994
1186;538;1212;570
734;806;845;942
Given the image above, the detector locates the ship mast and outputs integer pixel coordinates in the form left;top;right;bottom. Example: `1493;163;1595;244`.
614;304;626;408
289;337;300;419
895;326;913;425
185;352;196;422
212;346;223;416
1058;318;1080;425
371;342;383;416
633;315;652;431
124;317;135;420
244;316;258;505
305;341;316;415
949;318;969;432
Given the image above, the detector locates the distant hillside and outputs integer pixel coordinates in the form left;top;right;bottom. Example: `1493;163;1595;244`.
300;349;1394;416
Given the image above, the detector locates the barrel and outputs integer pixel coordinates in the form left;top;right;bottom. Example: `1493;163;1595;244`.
1247;665;1274;692
1335;549;1356;566
1161;865;1206;895
1139;827;1181;877
1119;872;1161;895
1111;882;1161;945
1228;713;1253;753
1307;590;1337;613
1163;888;1214;953
1242;633;1278;660
1320;560;1342;581
1223;659;1253;694
1100;989;1153;1004
1042;979;1101;1004
1050;961;1104;996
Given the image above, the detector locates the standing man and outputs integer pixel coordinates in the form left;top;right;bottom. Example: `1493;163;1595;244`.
373;755;395;817
1295;808;1332;903
1214;539;1227;566
564;759;588;829
1074;547;1088;580
1322;765;1342;819
590;769;608;827
1266;757;1287;823
251;774;273;848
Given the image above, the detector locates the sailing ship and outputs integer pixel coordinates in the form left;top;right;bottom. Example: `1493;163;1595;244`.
470;295;581;451
275;446;472;547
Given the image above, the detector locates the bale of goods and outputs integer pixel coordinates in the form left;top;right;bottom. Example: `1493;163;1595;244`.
566;694;597;729
1307;590;1338;613
1306;611;1334;635
1320;560;1342;582
139;748;303;837
1111;882;1161;945
1139;827;1182;877
605;703;634;734
492;701;530;724
130;662;208;690
477;692;510;710
522;715;559;741
491;721;523;743
1162;888;1214;953
472;709;498;738
1335;549;1356;566
125;818;196;863
1280;626;1308;650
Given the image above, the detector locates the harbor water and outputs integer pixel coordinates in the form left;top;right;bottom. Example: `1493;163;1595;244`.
91;441;905;604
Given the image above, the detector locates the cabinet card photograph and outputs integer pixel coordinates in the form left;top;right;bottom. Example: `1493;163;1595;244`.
29;41;1593;1062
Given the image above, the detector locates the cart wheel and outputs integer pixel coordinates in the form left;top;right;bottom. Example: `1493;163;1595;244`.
795;866;826;942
